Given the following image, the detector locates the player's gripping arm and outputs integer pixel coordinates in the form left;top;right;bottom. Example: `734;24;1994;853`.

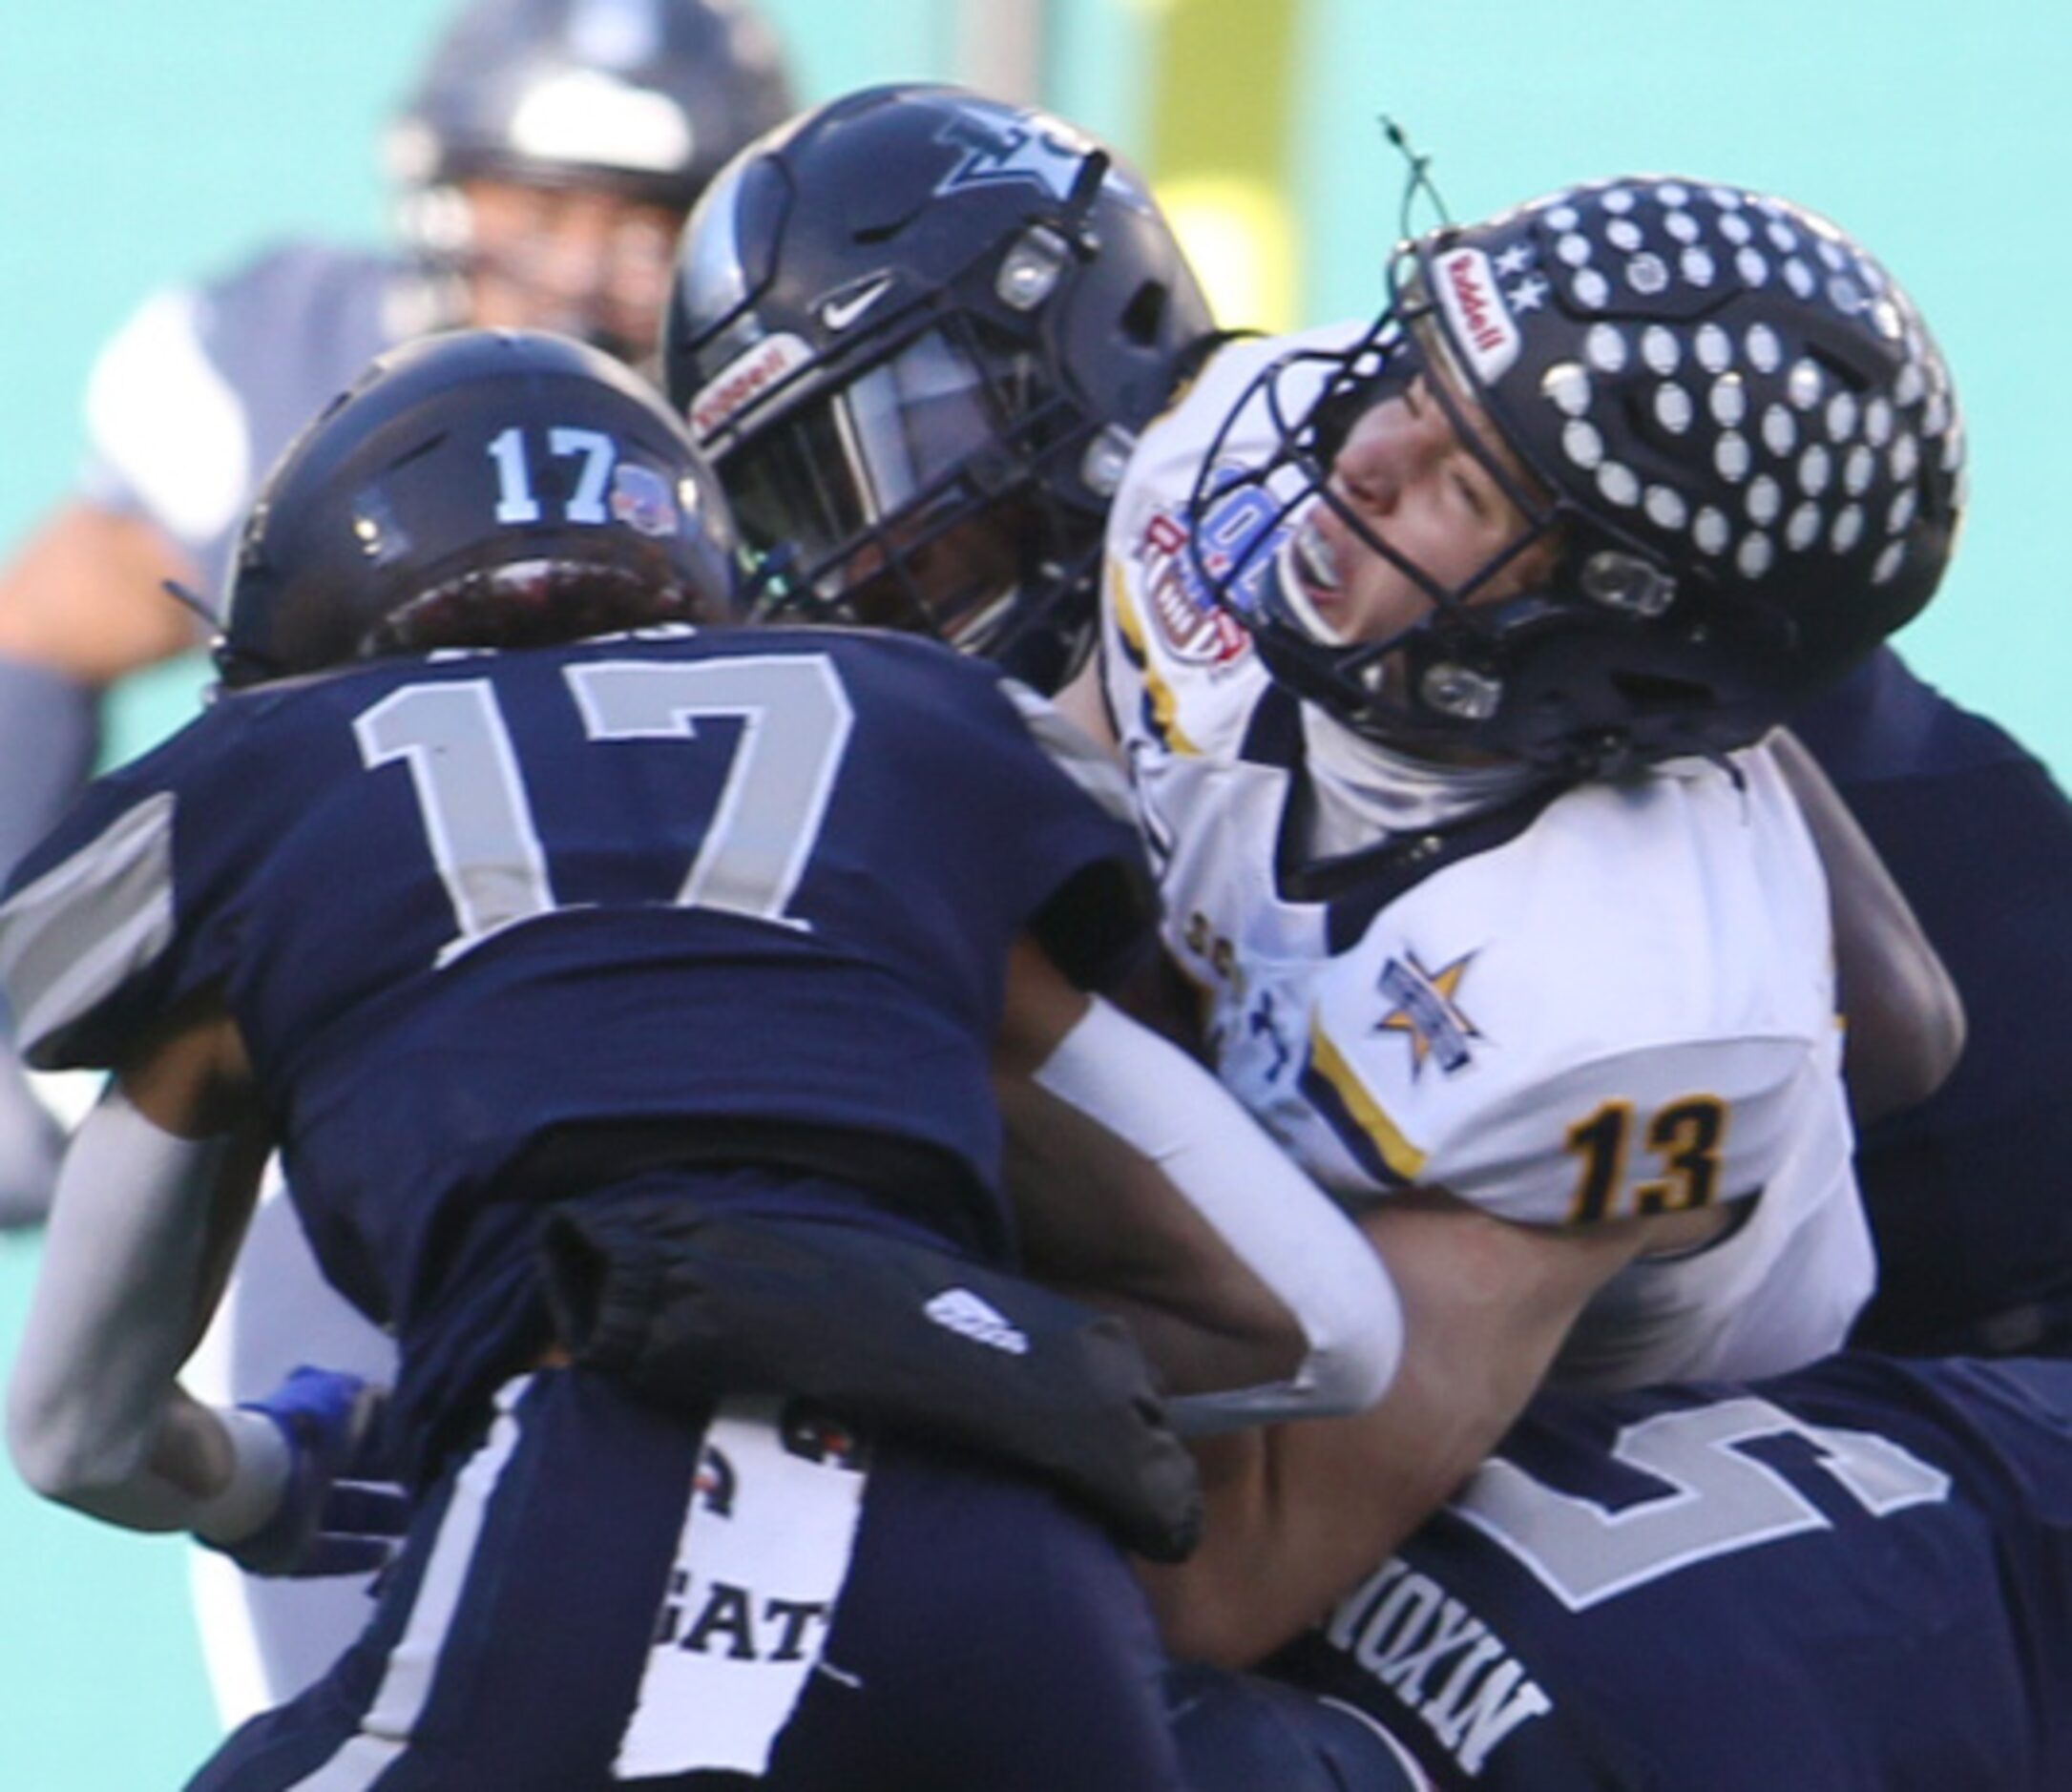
0;382;218;1226
8;1003;272;1528
0;500;204;687
1767;725;1964;1124
1141;1194;1647;1666
994;936;1402;1433
6;1002;397;1573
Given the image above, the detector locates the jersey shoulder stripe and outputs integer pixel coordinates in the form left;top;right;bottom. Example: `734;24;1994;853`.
1301;1016;1425;1186
0;790;178;1065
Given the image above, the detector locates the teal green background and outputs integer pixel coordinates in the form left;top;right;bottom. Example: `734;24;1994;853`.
2;2;2064;1782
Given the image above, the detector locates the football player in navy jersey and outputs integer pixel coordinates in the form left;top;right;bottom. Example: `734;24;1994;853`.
0;0;799;1228
1167;1348;2072;1791
659;82;1223;701
0;330;1405;1790
1795;648;2072;1359
0;0;806;1726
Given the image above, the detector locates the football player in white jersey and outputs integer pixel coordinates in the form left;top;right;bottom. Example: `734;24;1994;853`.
659;108;1966;1662
1079;173;1968;1662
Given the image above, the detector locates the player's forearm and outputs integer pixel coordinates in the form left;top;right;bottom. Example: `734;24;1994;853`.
0;647;114;1225
1767;726;1964;1122
0;501;202;684
1143;1196;1645;1666
1012;988;1403;1432
1142;1306;1512;1667
7;1031;263;1532
1003;1073;1310;1401
14;1381;287;1543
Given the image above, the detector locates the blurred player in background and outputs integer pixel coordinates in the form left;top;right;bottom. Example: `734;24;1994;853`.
2;329;1401;1790
0;0;796;1229
1795;646;2072;1360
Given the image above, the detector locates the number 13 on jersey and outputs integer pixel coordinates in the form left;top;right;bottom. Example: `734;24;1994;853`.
1563;1095;1729;1223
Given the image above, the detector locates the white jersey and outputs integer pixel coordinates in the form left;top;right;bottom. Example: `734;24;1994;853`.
1099;331;1872;1389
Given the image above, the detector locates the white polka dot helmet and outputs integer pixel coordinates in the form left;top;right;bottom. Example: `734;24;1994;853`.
1190;175;1966;775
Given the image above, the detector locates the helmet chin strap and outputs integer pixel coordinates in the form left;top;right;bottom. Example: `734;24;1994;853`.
1301;698;1544;855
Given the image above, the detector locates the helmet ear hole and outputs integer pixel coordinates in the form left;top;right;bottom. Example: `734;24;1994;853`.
1608;667;1715;713
1120;281;1170;346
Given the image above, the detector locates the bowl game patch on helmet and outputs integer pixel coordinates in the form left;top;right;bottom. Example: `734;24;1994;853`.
609;462;681;536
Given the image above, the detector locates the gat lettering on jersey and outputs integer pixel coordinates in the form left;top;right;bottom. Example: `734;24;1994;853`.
651;1567;834;1663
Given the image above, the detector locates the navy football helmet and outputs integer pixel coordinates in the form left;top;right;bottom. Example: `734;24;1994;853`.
387;0;796;357
1192;176;1966;775
662;83;1217;693
218;329;740;687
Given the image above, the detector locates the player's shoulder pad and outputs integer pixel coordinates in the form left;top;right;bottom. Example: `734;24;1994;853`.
998;678;1136;828
0;703;259;1068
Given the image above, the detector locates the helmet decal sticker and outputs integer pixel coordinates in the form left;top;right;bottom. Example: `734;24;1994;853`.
819;275;896;335
687;333;811;442
610;463;681;536
506;70;695;175
933;107;1091;205
1433;248;1521;383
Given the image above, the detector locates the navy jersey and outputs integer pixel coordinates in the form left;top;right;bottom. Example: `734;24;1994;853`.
191;1370;1186;1792
77;242;412;610
1794;647;2072;1353
1265;1353;2072;1789
0;626;1147;1459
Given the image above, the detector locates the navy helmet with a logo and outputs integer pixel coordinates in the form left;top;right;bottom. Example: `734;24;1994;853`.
1191;175;1966;776
218;328;739;687
662;82;1217;693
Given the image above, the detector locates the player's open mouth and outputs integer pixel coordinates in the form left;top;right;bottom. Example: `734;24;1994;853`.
1277;511;1348;644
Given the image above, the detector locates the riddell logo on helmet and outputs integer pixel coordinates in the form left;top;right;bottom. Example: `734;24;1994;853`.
1434;249;1521;382
687;334;811;442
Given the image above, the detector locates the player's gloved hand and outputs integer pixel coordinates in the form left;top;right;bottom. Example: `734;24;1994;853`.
204;1365;408;1577
0;1039;64;1230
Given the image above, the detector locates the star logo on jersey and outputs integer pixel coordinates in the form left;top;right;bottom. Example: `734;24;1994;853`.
1374;950;1480;1077
934;107;1091;204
